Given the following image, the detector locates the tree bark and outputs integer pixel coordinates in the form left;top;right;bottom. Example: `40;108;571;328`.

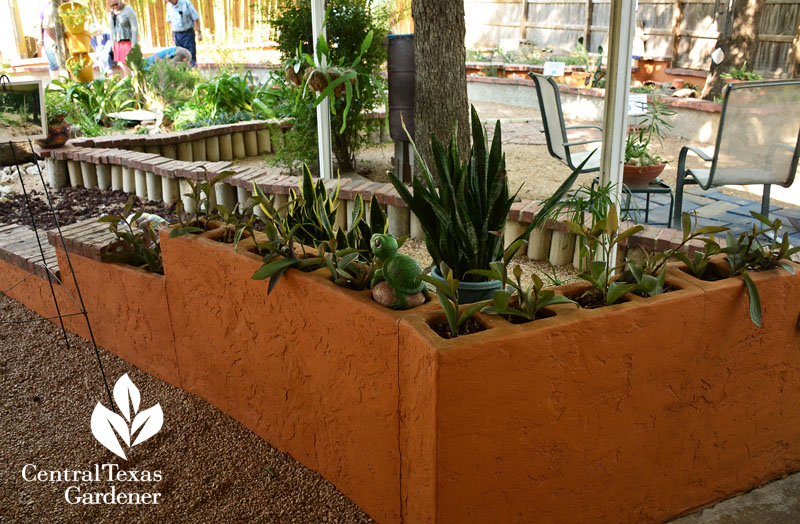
702;0;765;100
412;0;471;174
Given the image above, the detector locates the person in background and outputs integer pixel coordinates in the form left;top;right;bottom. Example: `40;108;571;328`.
90;23;114;75
108;0;138;75
165;0;202;67
40;1;61;80
144;46;191;68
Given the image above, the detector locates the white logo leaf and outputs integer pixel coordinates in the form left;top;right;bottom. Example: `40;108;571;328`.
91;402;130;460
113;373;141;422
130;403;164;447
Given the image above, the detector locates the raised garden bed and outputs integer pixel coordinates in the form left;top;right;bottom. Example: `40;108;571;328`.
1;217;796;524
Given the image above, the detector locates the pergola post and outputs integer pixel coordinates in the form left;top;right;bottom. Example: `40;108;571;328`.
311;0;334;179
599;0;637;265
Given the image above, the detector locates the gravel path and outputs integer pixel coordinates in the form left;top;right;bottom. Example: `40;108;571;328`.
0;294;375;523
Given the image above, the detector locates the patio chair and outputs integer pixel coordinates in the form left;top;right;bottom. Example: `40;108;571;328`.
529;72;603;173
673;79;800;227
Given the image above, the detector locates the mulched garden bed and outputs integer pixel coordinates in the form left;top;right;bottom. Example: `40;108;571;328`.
0;188;178;231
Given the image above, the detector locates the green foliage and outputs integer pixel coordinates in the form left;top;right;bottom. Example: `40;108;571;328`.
419;262;488;338
625;96;676;165
193;71;274;119
268;0;389;172
323;245;373;290
170;169;234;236
145;58;202;107
574;37;604;88
125;44;147;106
249;168;388;293
51;76;137;127
567;204;645;306
624;212;728;296
44;88;70;125
469;240;577;322
630;84;655;94
388;106;518;282
99;197;163;274
58;3;90;27
720;212;799;327
249;186;328;294
721;61;763;81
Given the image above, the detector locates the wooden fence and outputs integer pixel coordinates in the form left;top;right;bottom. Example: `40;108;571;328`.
80;0;280;49
464;0;800;77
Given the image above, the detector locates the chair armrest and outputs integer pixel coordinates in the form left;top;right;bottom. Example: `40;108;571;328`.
677;145;713;180
565;125;603;132
681;145;713;162
564;138;602;148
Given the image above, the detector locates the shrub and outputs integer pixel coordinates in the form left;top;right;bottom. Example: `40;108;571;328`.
267;0;389;173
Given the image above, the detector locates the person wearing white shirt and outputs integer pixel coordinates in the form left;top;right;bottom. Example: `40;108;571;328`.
165;0;202;66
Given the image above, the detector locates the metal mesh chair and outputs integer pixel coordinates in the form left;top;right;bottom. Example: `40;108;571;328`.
529;72;603;173
673;79;800;226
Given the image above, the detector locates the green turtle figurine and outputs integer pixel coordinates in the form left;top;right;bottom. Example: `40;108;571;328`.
371;233;428;309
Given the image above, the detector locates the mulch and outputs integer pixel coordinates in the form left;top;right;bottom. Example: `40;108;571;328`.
0;188;178;231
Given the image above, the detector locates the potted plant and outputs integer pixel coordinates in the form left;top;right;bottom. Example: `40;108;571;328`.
58;1;91;34
721;61;763;83
66;53;93;83
37;89;71;148
623;96;675;188
388;106;515;303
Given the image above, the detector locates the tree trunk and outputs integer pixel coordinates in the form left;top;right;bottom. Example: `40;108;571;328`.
702;0;765;100
52;0;68;70
412;0;470;173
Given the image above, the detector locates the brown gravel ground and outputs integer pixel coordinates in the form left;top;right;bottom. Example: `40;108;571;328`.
0;294;375;524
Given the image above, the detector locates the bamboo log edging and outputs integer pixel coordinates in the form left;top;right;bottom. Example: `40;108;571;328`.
34;117;717;263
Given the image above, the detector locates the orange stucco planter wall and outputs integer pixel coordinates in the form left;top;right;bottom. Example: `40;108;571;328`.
158;229;406;524
6;231;800;524
52;248;181;388
398;267;800;524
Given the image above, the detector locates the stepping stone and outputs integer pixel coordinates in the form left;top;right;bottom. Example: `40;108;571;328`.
107;110;159;122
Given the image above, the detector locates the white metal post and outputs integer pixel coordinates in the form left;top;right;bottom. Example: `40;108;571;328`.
311;0;334;179
600;0;637;266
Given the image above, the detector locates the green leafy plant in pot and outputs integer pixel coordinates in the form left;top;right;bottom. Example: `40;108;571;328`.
38;89;71;148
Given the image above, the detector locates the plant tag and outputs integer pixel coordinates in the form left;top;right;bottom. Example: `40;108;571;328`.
543;62;565;77
628;93;648;115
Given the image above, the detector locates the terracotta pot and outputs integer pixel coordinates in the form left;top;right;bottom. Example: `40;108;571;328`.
36;120;70;148
623;162;666;188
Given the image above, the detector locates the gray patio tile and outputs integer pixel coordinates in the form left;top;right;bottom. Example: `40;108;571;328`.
683;193;719;206
728;203;780;217
694;201;740;218
706;192;756;206
774;207;800;219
